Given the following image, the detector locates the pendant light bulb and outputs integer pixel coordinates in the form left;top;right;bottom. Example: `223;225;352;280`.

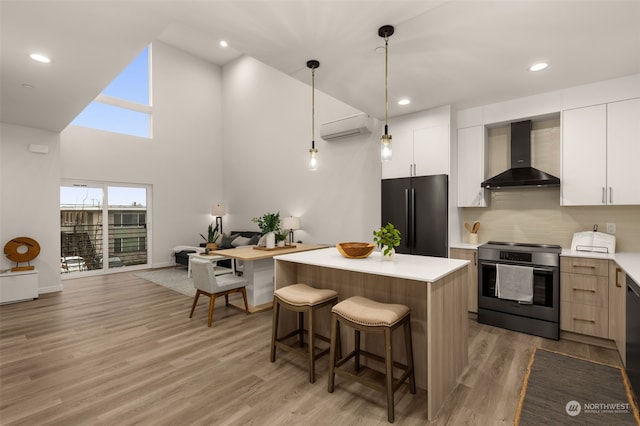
379;25;394;162
307;60;320;171
309;146;318;171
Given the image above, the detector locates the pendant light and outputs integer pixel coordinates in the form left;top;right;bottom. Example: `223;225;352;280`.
379;25;394;162
307;59;320;171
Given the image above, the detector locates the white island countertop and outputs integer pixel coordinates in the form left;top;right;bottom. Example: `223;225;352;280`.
274;247;469;282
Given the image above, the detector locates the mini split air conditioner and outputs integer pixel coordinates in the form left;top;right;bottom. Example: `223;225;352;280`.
319;113;374;141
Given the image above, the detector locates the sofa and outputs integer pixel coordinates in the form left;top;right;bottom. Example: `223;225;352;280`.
173;231;262;267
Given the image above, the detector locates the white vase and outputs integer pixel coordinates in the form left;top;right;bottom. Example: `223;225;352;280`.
382;246;395;261
277;240;285;247
266;232;276;249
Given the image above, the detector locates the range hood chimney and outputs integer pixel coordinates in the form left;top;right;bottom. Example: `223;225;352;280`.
481;120;560;190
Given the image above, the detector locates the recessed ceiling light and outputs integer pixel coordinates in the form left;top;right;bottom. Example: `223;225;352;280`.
529;62;548;72
398;99;411;106
219;40;228;48
29;53;51;63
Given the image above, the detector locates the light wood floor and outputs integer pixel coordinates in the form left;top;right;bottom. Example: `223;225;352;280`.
0;270;622;425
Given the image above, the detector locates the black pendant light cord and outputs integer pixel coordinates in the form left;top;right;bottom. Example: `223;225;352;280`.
312;65;315;149
378;25;394;136
384;34;389;136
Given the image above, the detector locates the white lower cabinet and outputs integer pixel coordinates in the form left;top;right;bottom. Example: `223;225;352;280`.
0;270;38;304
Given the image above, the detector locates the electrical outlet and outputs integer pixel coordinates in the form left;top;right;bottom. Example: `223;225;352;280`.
606;223;616;234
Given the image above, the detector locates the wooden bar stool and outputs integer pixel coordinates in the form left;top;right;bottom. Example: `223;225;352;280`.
328;296;416;423
270;283;339;383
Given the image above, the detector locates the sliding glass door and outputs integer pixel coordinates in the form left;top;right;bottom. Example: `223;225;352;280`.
60;182;150;275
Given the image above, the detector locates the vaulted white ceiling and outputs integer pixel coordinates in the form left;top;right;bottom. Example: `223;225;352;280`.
2;1;639;133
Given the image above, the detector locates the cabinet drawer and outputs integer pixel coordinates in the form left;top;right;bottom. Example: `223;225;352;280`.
560;272;609;306
561;257;608;277
560;302;609;338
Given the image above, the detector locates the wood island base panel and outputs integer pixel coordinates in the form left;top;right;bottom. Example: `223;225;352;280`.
274;247;469;420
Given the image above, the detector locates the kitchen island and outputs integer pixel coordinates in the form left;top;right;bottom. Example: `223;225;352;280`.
274;247;469;420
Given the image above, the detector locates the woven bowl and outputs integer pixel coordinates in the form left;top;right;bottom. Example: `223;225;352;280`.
336;242;375;259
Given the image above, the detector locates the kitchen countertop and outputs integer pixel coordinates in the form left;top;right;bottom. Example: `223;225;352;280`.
450;242;482;250
449;243;640;286
274;247;469;282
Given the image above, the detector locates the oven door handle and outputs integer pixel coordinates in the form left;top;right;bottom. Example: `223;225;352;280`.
480;262;556;274
532;267;556;274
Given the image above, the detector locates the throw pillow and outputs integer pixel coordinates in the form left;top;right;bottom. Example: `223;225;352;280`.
219;233;240;249
248;234;261;245
231;236;251;247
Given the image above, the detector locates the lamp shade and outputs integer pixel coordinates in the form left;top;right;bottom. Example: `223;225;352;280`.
211;203;226;217
282;216;300;230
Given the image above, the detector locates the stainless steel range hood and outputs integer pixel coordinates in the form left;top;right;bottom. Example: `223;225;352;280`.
481;120;560;190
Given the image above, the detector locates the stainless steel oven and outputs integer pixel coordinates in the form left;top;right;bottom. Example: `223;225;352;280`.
477;241;561;340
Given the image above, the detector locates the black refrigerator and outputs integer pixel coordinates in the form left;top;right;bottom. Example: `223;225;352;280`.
381;174;448;258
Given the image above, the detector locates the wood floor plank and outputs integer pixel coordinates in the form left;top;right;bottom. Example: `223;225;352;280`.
0;270;621;425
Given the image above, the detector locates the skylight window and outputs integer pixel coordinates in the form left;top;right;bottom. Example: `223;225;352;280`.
71;46;151;138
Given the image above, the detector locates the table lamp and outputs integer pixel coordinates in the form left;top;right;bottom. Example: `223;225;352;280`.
281;216;301;244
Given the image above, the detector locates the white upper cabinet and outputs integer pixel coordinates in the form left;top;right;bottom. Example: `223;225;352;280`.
561;104;607;205
561;98;640;205
382;106;451;179
381;129;413;179
606;98;640;205
457;125;488;207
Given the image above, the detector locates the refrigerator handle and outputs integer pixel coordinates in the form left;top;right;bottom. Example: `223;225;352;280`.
404;188;410;248
411;187;416;248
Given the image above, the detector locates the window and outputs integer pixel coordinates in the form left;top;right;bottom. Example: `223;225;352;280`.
60;182;150;275
114;237;146;254
114;212;146;227
71;46;151;138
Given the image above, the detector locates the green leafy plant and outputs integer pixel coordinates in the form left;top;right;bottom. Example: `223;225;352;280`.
251;212;281;234
275;229;289;243
201;223;220;243
373;223;401;256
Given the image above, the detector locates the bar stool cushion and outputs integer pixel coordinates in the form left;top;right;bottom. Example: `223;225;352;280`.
274;283;338;306
332;296;410;327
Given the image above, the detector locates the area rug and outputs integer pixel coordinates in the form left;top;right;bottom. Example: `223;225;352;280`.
135;268;195;297
515;347;640;425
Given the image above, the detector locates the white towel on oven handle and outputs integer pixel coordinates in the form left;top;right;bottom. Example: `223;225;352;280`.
495;264;534;304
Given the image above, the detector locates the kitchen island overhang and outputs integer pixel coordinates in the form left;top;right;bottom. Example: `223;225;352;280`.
273;247;469;421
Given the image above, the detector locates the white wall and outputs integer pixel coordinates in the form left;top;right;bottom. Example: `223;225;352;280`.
222;56;381;244
61;41;224;267
1;123;61;293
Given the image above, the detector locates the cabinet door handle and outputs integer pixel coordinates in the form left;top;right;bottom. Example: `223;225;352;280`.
602;187;606;204
573;317;596;323
573;288;596;293
473;251;477;266
609;186;613;204
616;267;623;288
572;264;596;269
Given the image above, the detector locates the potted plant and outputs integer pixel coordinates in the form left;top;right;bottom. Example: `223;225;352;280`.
373;222;401;260
200;223;220;251
252;212;281;248
275;229;289;247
